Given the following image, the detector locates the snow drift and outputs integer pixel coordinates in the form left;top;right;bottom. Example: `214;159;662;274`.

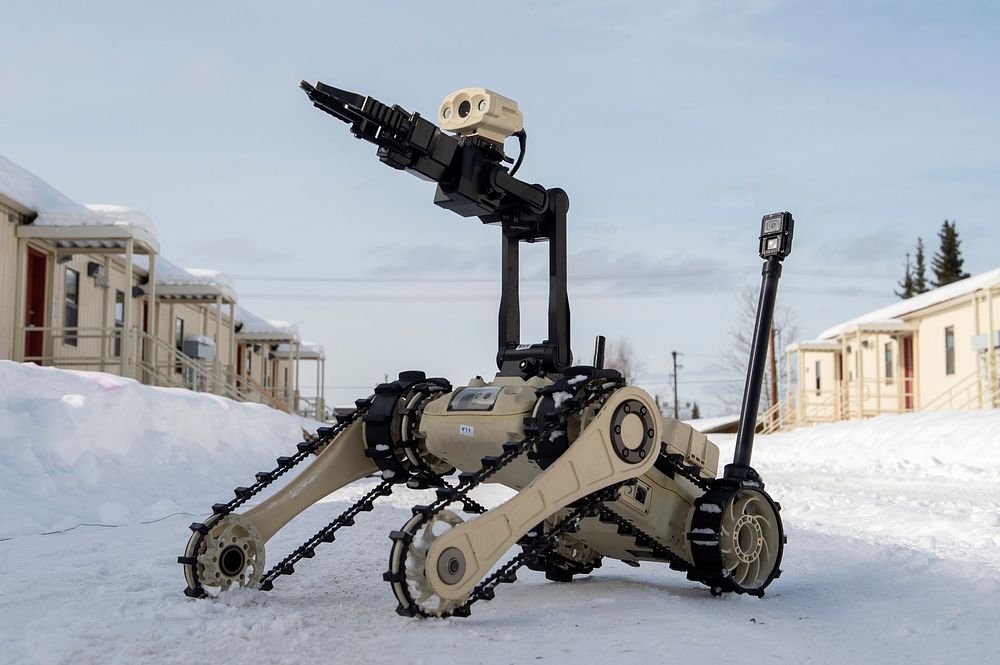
0;360;316;539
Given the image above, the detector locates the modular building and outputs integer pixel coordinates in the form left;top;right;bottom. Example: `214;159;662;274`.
777;269;1000;431
1;154;330;420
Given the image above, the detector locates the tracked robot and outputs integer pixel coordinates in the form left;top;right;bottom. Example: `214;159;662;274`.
179;81;794;617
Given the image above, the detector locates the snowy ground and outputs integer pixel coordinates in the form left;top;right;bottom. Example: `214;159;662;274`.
2;361;999;664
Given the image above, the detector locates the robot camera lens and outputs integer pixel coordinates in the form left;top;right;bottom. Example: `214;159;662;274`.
443;106;452;120
478;99;487;111
459;100;471;118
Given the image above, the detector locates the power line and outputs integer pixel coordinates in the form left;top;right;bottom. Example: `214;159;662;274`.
238;285;892;302
638;378;743;386
229;267;897;283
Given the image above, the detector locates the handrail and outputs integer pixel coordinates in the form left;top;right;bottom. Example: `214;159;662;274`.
136;331;245;402
299;395;335;421
23;326;125;371
922;351;998;411
746;348;999;434
220;363;289;412
243;373;291;413
19;324;315;416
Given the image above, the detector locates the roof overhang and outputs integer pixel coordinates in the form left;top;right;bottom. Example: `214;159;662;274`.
0;191;35;218
836;321;919;336
17;223;160;255
152;285;236;304
236;332;298;344
788;341;842;353
274;342;324;360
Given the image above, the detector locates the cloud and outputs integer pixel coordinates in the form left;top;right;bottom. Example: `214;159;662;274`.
176;235;292;265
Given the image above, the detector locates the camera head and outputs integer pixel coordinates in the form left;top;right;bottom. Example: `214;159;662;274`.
759;211;794;260
439;88;523;146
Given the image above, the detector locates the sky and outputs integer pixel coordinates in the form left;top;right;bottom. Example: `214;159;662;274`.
2;0;998;415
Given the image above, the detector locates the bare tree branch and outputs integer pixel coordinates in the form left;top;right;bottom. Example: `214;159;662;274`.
604;337;645;385
719;284;798;413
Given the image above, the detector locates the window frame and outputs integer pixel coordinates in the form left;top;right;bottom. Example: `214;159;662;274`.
175;317;185;374
64;267;80;347
945;326;955;375
113;290;125;357
884;342;894;384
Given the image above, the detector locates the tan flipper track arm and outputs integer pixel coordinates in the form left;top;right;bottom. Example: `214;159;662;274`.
241;420;378;543
424;387;660;601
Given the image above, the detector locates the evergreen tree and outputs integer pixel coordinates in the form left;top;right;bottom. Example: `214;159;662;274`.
690;402;701;420
913;237;929;294
931;220;971;287
895;252;915;299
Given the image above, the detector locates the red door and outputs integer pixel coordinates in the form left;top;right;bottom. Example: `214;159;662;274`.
902;336;914;410
24;249;47;362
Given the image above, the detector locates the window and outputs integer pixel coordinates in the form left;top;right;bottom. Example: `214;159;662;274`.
284;367;289;388
175;317;185;374
884;342;894;384
64;268;80;347
113;290;125;357
945;326;955;375
814;361;821;396
246;349;252;374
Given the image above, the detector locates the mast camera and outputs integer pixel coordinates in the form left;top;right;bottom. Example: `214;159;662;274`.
438;88;523;145
759;211;794;260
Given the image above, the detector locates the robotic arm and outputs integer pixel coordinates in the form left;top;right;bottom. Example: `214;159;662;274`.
300;81;545;217
301;81;571;373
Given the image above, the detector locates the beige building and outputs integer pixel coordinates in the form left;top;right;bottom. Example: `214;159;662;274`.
0;158;159;378
134;256;241;397
233;306;324;415
778;268;1000;431
1;154;329;420
277;341;329;420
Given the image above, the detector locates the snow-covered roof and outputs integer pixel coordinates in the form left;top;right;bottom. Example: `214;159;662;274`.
0;154;159;252
683;414;741;434
82;204;157;236
275;341;325;360
133;256;236;303
0;154;84;216
132;256;237;303
816;267;1000;341
235;305;300;341
787;340;841;353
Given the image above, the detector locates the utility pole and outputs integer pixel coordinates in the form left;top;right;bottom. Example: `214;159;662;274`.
671;350;680;419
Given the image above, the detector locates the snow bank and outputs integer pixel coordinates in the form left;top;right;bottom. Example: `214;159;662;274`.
716;409;1000;482
711;410;1000;572
0;361;318;539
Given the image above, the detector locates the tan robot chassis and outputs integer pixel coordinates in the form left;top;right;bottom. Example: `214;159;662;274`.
179;82;791;618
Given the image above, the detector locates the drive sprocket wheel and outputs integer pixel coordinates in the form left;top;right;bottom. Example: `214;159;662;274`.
387;509;468;617
181;514;265;596
687;482;783;597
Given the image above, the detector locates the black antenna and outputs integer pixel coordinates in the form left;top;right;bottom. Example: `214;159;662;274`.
726;212;794;483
